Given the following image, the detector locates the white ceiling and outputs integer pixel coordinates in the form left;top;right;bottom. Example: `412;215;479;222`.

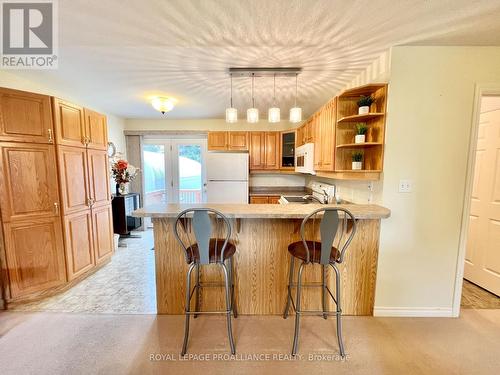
11;0;500;119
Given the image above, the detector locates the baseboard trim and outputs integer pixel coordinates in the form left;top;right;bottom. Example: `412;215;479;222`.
374;306;454;317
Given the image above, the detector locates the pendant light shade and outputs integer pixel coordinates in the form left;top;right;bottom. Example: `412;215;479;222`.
268;74;280;123
151;97;175;114
225;74;238;123
247;74;259;123
289;73;302;123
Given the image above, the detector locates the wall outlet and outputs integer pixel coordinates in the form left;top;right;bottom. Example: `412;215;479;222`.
399;179;412;193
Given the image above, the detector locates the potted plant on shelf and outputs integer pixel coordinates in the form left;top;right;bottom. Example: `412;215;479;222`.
357;95;375;115
111;158;139;195
355;122;367;144
352;151;364;170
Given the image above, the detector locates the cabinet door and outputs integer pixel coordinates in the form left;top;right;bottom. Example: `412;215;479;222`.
84;108;108;150
264;132;280;170
87;149;111;208
249;132;265;170
53;98;86;148
57;146;91;215
0;143;60;222
228;131;248;151
208;132;228;151
3;217;66;299
63;210;94;280
268;196;281;204
92;204;114;264
318;104;335;171
0;88;54;144
250;196;269;204
296;126;304;147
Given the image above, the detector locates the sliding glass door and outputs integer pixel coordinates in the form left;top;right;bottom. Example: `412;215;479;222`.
143;139;207;207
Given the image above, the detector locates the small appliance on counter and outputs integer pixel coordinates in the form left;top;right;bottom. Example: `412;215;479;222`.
279;181;336;204
295;143;315;175
206;152;249;203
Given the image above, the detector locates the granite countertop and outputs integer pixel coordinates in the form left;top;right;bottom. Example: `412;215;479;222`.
132;203;390;220
249;186;308;197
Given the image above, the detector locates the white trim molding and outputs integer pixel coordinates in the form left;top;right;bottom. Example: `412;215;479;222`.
374;306;454;317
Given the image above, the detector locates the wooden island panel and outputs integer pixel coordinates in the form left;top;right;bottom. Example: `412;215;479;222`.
152;217;380;316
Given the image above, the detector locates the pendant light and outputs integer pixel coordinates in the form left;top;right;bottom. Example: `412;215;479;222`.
225;74;237;123
247;73;259;123
268;74;280;123
289;73;302;123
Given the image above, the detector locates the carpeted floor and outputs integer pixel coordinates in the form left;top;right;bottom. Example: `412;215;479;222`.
1;309;499;374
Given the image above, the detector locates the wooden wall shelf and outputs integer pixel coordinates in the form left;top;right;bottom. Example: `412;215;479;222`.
336;142;382;148
337;113;385;123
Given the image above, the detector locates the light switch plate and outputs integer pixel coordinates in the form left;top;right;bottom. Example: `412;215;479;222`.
399;179;412;193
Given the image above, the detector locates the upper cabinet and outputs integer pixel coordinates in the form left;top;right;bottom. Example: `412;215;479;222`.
0;88;54;144
53;98;86;148
264;132;280;170
249;131;280;171
314;99;336;172
208;131;248;151
84;108;108;150
280;130;295;170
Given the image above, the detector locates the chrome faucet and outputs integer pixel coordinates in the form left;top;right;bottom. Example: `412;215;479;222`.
302;194;323;204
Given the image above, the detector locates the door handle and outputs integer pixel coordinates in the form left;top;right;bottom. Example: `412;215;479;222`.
48;129;53;143
53;202;59;215
86;197;95;207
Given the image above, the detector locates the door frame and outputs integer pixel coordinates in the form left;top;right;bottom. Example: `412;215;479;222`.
453;83;500;317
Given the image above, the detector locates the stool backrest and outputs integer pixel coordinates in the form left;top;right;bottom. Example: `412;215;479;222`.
173;208;231;265
300;207;357;264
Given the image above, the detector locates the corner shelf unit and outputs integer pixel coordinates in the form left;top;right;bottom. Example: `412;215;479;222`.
334;84;388;178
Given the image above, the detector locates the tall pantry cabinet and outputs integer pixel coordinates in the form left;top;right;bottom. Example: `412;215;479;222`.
0;87;114;303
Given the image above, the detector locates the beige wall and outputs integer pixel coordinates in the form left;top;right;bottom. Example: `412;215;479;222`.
374;46;500;315
0;71;127;157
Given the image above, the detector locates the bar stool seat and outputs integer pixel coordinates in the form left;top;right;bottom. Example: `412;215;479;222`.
186;239;237;263
288;241;340;264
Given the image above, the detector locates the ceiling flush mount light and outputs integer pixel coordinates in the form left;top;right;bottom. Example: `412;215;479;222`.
268;74;280;123
225;74;237;123
152;97;175;114
247;73;259;123
289;73;302;123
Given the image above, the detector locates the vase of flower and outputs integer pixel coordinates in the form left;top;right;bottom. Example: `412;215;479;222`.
111;158;139;196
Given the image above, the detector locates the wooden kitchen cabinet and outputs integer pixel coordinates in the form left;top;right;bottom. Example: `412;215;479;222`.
249;195;280;204
228;131;248;150
0;142;60;222
264;132;280;170
53;98;86;148
249;132;265;169
0;88;54;144
87;149;111;208
84;108;108;150
57;145;91;215
92;204;114;264
62;209;95;280
268;195;281;204
208;131;229;151
3;217;66;298
315;100;336;171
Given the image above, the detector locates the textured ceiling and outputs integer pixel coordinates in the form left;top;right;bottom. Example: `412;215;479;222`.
11;0;500;119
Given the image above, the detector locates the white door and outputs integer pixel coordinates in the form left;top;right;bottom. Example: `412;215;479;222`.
464;96;500;296
143;139;207;205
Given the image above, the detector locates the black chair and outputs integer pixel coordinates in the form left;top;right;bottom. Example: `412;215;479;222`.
173;208;237;355
283;207;357;357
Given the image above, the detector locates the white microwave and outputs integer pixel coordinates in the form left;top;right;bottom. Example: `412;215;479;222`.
295;143;316;175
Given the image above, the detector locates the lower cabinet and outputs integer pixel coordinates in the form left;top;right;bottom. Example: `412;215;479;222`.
249;195;280;204
3;217;66;299
92;205;114;265
63;210;95;280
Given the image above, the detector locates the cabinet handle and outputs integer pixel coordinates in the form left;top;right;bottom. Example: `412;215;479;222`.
48;129;53;143
53;202;59;215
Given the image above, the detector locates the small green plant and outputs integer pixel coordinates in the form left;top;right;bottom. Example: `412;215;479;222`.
355;122;367;135
357;95;375;107
352;151;364;162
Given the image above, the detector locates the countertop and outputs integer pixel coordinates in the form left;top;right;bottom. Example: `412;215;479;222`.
132;203;390;220
249;186;308;197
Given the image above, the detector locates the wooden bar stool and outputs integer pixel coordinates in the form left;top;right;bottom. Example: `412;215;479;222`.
173;208;238;355
283;207;357;357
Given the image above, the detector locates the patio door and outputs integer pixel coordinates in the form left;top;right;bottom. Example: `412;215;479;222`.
143;139;207;206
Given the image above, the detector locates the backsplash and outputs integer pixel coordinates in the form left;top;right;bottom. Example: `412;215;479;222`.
250;174;306;187
306;176;383;204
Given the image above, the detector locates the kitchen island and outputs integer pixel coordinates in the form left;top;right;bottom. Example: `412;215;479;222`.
133;203;390;316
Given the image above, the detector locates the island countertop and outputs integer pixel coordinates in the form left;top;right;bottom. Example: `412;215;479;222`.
132;203;390;220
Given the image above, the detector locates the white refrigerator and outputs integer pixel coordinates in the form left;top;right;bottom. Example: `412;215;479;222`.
206;152;249;203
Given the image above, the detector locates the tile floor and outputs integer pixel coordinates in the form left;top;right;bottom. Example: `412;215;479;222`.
11;230;157;314
461;279;500;309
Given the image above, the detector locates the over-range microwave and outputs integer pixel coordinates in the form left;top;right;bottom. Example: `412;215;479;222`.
295;143;316;175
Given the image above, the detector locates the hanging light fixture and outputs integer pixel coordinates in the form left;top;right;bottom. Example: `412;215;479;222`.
247;73;259;123
289;73;302;123
225;74;237;123
151;97;176;114
268;74;280;123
